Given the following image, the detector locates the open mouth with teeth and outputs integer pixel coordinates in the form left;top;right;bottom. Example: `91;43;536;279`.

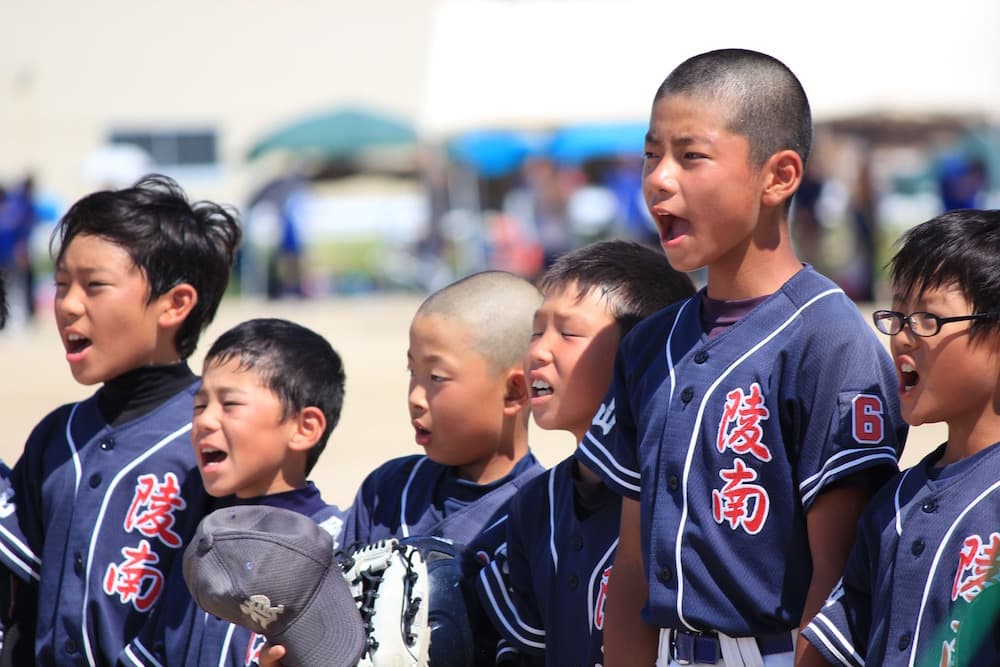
66;333;92;354
199;448;227;468
531;379;553;398
901;362;919;392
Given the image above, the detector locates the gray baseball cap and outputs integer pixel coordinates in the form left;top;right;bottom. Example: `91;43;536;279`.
183;505;365;667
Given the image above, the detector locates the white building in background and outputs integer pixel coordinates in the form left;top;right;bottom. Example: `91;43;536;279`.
2;0;998;210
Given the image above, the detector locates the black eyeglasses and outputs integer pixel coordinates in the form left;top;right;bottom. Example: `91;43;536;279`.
872;310;997;337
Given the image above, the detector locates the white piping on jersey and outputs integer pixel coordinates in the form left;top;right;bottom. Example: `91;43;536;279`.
0;537;39;581
800;447;898;507
906;477;1000;667
483;513;508;536
547;469;558;570
799;445;897;495
587;537;619;633
123;635;162;667
80;420;193;667
66;403;84;495
674;288;843;632
893;468;915;537
481;559;546;649
577;440;640;493
123;640;163;667
217;622;236;667
0;507;41;579
399;456;429;538
807;612;864;667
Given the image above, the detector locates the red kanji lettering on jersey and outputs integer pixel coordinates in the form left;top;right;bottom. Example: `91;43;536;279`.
102;539;164;612
124;472;187;547
716;383;771;462
594;565;612;630
951;532;1000;603
245;632;266;666
712;459;770;534
852;394;885;444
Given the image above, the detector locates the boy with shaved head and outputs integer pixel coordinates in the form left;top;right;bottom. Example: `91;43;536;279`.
341;269;545;549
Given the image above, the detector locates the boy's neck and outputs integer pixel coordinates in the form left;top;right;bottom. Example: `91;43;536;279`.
455;420;531;484
706;216;802;300
938;412;1000;467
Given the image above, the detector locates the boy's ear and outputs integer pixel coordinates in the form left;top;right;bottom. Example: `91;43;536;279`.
760;149;803;208
287;406;327;452
156;283;198;329
502;368;530;415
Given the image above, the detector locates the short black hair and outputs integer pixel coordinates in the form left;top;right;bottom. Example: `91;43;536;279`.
203;318;346;474
52;174;242;358
540;240;696;335
887;209;1000;341
655;48;812;169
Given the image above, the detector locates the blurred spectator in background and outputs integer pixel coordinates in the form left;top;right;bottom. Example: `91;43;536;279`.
847;161;877;302
602;156;659;246
0;174;38;324
938;154;989;211
505;157;576;269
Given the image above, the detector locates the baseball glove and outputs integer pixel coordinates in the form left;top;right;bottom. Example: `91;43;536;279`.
337;536;475;667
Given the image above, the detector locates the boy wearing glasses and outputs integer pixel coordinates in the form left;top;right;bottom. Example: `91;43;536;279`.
803;208;1000;667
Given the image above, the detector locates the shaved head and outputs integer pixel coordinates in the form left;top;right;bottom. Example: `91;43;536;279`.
417;271;542;372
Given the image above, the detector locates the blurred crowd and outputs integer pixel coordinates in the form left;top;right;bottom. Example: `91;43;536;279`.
3;122;997;318
0;175;39;327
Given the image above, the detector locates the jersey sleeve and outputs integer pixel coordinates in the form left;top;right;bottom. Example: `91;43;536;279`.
801;515;875;667
475;492;546;655
339;470;380;548
793;318;905;511
0;409;66;584
575;348;642;500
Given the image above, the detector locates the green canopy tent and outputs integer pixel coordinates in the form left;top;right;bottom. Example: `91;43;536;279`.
246;106;418;165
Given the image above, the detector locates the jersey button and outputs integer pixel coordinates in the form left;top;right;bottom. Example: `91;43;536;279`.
73;553;84;576
898;632;911;651
681;387;694;403
667;475;680;491
658;566;673;584
64;638;78;654
694;351;708;364
911;540;925;556
99;438;115;451
88;473;102;488
570;535;583;551
567;574;579;589
921;499;938;513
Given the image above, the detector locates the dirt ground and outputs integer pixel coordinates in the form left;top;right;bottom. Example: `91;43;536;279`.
0;295;944;508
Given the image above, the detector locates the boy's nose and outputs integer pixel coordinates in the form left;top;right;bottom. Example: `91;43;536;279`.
527;338;552;365
55;285;84;319
408;382;427;412
645;158;680;195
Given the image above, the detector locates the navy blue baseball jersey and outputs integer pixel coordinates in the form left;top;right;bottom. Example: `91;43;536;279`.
803;442;1000;667
126;483;346;666
576;266;907;636
477;455;619;666
0;382;211;666
340;452;544;549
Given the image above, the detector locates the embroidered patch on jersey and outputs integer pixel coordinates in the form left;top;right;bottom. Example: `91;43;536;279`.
102;539;164;611
951;532;1000;603
124;472;188;548
716;382;771;462
594;565;612;630
851;394;885;444
712;459;770;534
245;632;267;666
591;399;616;436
